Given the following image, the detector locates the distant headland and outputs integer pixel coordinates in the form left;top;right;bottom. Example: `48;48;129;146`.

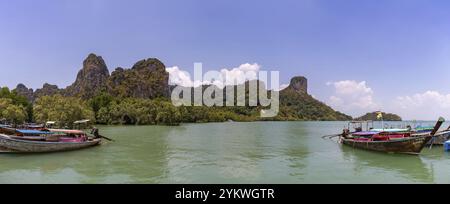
355;112;402;121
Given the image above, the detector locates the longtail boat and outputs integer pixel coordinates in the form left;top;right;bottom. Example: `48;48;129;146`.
0;128;102;153
0;134;101;153
341;135;432;155
339;117;445;155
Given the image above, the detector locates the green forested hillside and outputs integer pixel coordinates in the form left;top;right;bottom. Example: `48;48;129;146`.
355;112;402;121
277;88;352;121
1;54;353;126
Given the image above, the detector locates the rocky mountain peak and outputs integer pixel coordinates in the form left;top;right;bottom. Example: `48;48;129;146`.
108;58;170;99
16;83;28;90
14;84;34;102
35;83;61;98
132;58;166;72
83;53;107;68
65;53;110;99
288;76;308;94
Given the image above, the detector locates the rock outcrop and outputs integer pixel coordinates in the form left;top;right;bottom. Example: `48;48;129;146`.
13;84;34;102
278;76;351;121
14;83;64;102
34;83;62;98
14;54;171;103
287;76;307;94
107;58;169;98
65;53;110;99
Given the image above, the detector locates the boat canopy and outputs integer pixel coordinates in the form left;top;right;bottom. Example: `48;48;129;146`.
0;124;11;128
15;129;53;135
46;121;57;125
48;129;85;134
74;119;90;124
25;124;44;128
371;128;409;133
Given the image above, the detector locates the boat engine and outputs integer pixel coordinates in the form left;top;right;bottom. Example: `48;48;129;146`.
91;127;100;138
342;128;350;138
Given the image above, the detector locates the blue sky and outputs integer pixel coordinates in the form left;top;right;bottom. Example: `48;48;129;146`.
1;0;450;119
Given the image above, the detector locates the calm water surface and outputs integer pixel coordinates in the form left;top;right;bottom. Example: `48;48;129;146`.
1;121;449;184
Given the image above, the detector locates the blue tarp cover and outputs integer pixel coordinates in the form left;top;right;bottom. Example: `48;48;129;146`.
15;129;53;135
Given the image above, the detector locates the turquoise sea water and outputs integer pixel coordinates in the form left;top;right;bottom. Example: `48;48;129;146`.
0;121;449;184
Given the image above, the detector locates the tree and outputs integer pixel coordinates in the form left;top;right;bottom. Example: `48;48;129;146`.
33;95;95;128
0;98;27;124
0;87;11;98
2;105;27;124
89;92;113;120
0;87;32;122
155;101;181;125
94;98;184;125
96;107;111;124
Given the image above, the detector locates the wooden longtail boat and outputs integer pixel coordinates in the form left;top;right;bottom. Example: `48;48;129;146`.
0;120;111;153
0;134;101;153
340;117;445;155
341;136;432;155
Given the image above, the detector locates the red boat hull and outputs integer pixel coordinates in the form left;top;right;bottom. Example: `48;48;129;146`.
341;136;432;155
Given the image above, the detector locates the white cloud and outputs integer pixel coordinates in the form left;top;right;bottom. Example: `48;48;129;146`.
329;95;344;106
167;63;277;89
326;80;450;120
392;91;450;120
220;63;260;86
327;80;379;117
166;66;195;87
333;80;373;96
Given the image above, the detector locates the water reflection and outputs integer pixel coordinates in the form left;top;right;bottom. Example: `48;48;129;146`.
163;122;267;183
0;125;174;183
89;125;173;183
341;145;434;183
277;122;310;179
162;122;311;183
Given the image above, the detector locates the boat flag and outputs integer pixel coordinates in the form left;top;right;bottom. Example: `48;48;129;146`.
376;112;383;120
